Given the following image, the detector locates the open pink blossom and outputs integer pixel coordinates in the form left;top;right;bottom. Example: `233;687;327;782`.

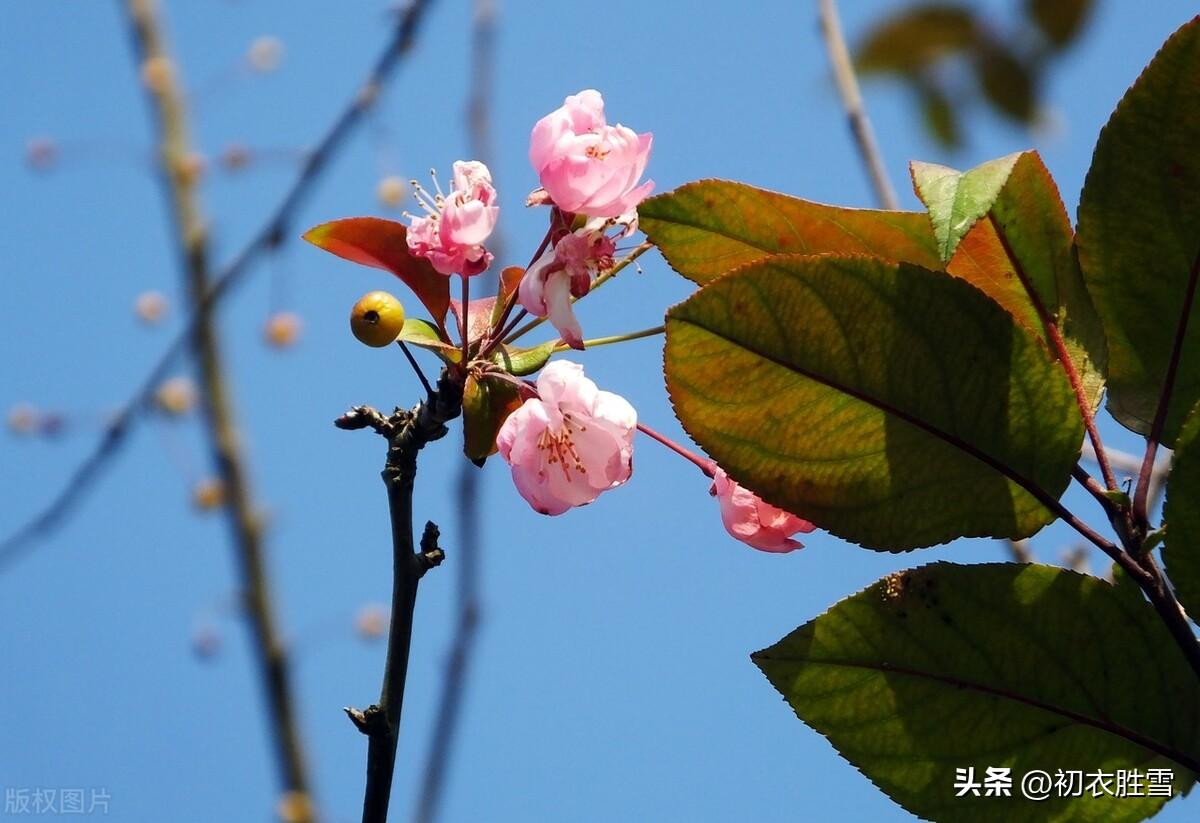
497;360;636;516
529;89;654;219
518;218;619;349
406;160;499;276
710;468;815;553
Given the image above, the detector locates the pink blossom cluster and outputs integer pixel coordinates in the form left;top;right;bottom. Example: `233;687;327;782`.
401;90;813;553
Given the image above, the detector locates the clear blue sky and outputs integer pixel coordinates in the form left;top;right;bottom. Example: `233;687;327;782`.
2;1;1197;821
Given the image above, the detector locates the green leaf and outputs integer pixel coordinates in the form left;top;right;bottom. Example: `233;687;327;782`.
664;255;1083;550
974;42;1037;123
491;340;556;377
753;562;1200;823
1164;403;1200;624
462;374;521;464
303;217;451;323
911;153;1021;262
1026;0;1094;49
855;5;979;75
638;180;942;285
1076;17;1200;447
399;317;459;364
930;152;1107;408
917;80;961;149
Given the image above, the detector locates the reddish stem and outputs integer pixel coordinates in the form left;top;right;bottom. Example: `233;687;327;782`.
987;215;1119;493
636;422;715;476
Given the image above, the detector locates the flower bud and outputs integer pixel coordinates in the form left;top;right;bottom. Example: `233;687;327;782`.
192;478;226;512
376;175;408;209
350;291;406;347
264;312;302;349
135;290;169;325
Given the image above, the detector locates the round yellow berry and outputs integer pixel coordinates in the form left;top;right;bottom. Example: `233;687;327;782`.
350;291;405;348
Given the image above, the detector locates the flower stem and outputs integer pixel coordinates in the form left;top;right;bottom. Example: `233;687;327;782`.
636;422;715;476
459;273;471;366
557;325;664;352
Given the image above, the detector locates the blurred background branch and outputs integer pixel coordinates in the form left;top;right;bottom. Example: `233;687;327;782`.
413;2;499;821
121;1;315;818
0;0;435;571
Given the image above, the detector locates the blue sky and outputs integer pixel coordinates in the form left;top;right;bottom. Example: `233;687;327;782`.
2;1;1198;821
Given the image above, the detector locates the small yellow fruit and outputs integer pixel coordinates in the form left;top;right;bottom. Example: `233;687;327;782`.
350;291;405;348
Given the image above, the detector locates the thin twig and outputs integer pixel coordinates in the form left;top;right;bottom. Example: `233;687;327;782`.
122;1;314;818
0;0;441;573
398;341;436;398
816;0;899;210
413;4;497;820
0;0;436;571
338;379;462;823
987;215;1120;493
1004;539;1034;563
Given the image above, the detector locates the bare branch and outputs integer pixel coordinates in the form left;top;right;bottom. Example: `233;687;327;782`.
414;5;497;819
121;0;315;818
816;0;899;210
341;377;462;823
0;0;437;570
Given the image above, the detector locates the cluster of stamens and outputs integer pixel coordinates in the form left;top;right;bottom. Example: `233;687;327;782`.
537;412;590;481
403;168;447;223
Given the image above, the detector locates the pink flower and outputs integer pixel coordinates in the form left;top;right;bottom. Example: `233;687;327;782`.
529;90;654;219
497;360;636;516
406;160;499;276
518;215;631;349
710;469;815;553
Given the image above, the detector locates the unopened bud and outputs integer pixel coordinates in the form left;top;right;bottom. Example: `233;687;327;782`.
155;377;196;416
140;56;175;93
6;404;39;436
248;36;284;73
25;137;57;172
376;175;409;209
264;312;302;349
354;604;388;640
192;478;226;511
135;290;169;325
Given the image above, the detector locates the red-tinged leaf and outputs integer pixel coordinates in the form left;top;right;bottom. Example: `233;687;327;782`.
639;179;942;285
303;217;451;323
491;266;526;327
462;373;522;464
450;297;497;349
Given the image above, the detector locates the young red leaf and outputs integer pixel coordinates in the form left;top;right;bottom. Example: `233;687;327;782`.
303;217;451;324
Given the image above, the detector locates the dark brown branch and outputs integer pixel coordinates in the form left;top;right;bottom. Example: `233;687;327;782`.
340;378;462;823
816;0;899;210
0;0;437;571
121;1;315;818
